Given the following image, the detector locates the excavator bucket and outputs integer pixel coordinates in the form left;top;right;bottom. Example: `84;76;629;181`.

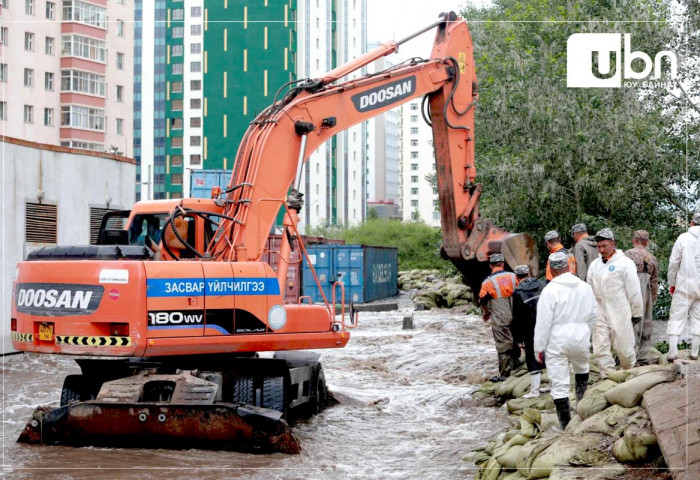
501;233;539;277
17;370;301;454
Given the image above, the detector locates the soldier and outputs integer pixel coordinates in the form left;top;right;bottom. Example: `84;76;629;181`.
544;230;576;282
511;265;545;398
624;230;659;365
667;212;700;361
587;228;643;377
571;223;599;282
479;254;519;382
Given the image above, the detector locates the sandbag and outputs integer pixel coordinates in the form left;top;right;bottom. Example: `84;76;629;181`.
564;414;582;433
507;395;554;415
611;415;657;462
496;444;524;470
516;432;559;478
501;472;526;480
520;408;542;438
604;370;678;408
497;373;527;397
549;462;626;480
463;450;491;465
577;392;610;420
528;433;608;480
574;405;639;436
479;456;501;480
606;370;629;383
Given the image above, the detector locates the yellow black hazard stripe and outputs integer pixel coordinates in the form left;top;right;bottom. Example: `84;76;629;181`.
56;336;132;347
12;332;34;342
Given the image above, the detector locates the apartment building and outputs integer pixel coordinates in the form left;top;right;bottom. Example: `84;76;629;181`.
400;98;439;226
0;0;134;153
136;0;368;230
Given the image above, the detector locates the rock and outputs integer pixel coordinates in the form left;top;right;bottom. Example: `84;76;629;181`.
604;369;678;408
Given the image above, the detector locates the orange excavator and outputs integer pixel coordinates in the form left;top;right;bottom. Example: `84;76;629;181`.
11;12;537;453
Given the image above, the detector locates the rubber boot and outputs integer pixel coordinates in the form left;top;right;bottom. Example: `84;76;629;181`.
691;335;700;360
523;372;541;399
554;398;571;430
667;335;679;361
575;373;589;403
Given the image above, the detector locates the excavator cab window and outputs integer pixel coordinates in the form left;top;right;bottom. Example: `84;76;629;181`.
128;214;170;246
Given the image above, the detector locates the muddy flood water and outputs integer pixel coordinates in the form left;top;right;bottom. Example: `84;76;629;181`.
2;295;509;479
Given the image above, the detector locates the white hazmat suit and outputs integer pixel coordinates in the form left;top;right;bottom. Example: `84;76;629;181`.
587;250;643;374
534;272;597;400
667;225;700;337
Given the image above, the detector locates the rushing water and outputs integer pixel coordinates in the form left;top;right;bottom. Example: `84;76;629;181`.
2;295;508;479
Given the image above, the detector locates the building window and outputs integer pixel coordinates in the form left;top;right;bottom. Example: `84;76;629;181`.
190;98;201;109
61;34;106;62
191;25;201;35
171;99;183;111
61;1;106;28
171;81;182;93
411;188;418;195
24;105;34;123
170;118;182;129
191;6;201;17
61;69;106;96
411;163;419;170
171;174;183;185
0;64;6;83
45;1;55;19
25;0;33;15
24;68;34;87
433;211;440;221
172;9;183;20
1;27;8;46
190;80;201;90
44;107;53;126
116;85;123;102
190;136;201;146
25;32;34;51
26;203;58;244
411;200;418;207
190;154;201;165
172;44;183;56
411;115;418;123
172;27;183;38
190;43;201;54
411;103;418;111
190;61;201;72
411;175;418;183
60;105;105;130
172;63;183;75
171;137;182;148
117;20;124;36
410;139;418;147
45;36;54;54
171;155;183;166
116;52;124;69
411;152;419;159
0;101;6;120
116;118;123;135
190;117;201;127
411;127;418;134
44;72;54;90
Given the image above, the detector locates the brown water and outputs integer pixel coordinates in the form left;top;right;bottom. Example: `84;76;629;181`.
2;295;508;479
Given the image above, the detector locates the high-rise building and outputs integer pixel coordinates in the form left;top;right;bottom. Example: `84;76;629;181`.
135;0;368;230
0;0;134;153
400;98;439;226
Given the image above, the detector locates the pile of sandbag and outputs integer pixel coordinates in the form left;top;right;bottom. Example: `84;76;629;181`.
398;269;476;311
466;362;681;479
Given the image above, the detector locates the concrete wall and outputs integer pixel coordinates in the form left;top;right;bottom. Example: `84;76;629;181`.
1;137;135;354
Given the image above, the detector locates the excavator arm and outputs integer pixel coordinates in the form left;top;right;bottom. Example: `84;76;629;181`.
209;11;537;293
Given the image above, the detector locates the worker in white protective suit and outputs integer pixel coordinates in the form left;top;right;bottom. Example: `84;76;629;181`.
667;212;700;361
534;251;598;430
587;228;644;377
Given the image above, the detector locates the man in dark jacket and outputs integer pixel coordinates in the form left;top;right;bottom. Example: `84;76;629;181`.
571;223;599;282
511;265;545;397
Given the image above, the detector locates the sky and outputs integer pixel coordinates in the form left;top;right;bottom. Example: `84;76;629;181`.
366;0;469;60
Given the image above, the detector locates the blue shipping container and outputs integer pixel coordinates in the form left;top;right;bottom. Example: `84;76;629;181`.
302;245;398;304
190;169;232;198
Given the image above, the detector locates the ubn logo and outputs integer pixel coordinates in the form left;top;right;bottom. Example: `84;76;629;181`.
567;33;677;88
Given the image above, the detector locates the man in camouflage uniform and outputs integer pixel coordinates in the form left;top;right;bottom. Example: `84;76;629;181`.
479;253;519;381
571;223;599;282
624;230;659;365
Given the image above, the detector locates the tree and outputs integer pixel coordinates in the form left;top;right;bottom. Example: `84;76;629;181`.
461;0;698;270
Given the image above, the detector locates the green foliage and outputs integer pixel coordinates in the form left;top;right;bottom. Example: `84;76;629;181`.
461;0;698;273
654;340;690;354
310;218;456;271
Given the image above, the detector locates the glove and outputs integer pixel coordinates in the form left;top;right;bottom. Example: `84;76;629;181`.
670;286;675;295
536;351;545;364
632;316;642;325
518;342;525;349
